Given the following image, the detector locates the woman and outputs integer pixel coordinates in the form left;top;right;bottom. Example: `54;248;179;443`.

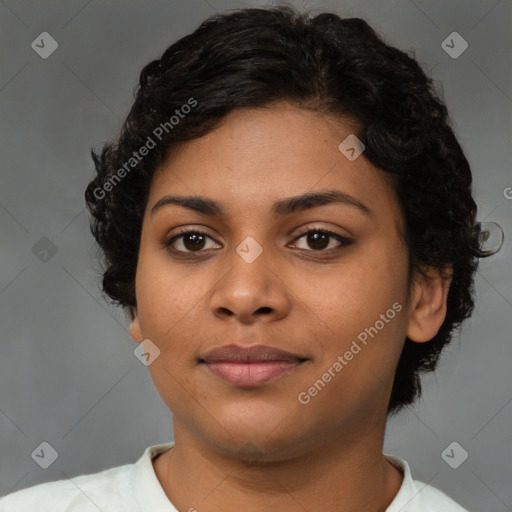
1;5;486;511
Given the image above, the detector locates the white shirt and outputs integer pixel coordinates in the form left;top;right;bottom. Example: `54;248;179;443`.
0;442;469;511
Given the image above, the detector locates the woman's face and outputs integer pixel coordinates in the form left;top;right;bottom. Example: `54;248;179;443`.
130;102;420;459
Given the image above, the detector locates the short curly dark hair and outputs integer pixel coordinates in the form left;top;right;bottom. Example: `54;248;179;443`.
85;5;489;416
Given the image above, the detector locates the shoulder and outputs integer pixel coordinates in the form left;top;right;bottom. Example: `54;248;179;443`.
409;479;470;511
385;454;469;512
0;462;133;512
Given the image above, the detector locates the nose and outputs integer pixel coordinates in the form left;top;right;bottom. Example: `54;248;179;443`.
208;247;291;325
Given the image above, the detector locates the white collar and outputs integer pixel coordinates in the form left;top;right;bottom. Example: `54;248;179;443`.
130;443;431;512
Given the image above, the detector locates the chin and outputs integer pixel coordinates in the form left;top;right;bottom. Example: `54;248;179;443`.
201;416;315;463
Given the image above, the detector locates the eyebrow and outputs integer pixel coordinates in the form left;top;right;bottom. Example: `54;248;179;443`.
150;189;373;218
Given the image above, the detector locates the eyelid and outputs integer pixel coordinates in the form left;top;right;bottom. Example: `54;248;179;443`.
293;224;347;239
163;225;352;255
163;227;221;251
289;226;352;251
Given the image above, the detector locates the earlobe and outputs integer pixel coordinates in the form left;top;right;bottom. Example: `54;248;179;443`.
129;308;144;344
406;266;453;343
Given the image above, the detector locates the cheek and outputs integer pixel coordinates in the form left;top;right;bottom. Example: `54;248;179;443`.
134;261;204;405
135;255;203;351
306;262;394;328
302;247;407;364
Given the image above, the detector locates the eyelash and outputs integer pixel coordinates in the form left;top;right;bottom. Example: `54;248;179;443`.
162;227;352;256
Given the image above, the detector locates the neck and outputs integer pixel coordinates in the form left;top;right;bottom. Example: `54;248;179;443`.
153;421;404;511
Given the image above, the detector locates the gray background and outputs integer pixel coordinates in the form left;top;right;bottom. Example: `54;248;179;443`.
0;0;510;510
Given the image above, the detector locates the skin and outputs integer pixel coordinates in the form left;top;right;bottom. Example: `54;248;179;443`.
130;101;452;511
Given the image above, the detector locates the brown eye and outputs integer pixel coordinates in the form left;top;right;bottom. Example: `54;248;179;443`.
164;230;219;253
181;232;206;251
306;232;330;250
163;227;352;256
292;229;352;252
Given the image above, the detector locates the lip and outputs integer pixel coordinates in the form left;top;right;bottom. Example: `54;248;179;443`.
199;344;308;387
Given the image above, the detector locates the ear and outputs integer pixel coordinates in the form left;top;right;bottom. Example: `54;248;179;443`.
406;265;453;343
130;306;144;344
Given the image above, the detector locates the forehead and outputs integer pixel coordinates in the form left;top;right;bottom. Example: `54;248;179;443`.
147;102;402;228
